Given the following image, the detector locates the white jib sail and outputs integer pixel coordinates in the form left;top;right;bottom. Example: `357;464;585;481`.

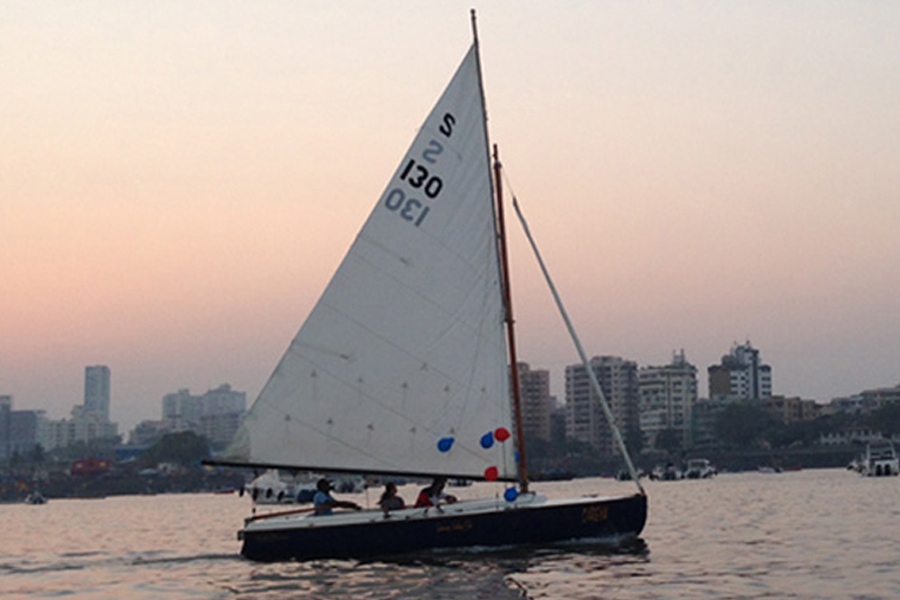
222;45;517;481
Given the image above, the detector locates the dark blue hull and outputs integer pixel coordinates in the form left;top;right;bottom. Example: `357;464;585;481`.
241;493;647;562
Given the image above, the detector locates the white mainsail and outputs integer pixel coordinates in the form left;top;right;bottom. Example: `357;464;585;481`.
222;44;518;481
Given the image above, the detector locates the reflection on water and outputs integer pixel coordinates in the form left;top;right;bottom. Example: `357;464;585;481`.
234;559;525;600
2;470;900;599
224;542;649;600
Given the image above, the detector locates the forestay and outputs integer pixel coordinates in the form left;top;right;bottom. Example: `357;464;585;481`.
221;45;518;482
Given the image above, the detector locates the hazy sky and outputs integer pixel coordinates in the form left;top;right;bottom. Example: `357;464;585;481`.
3;2;899;434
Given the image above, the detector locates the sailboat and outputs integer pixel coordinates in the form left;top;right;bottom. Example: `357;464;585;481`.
206;12;647;562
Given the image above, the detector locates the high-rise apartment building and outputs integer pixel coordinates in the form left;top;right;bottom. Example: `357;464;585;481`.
513;362;551;443
565;356;639;456
0;395;48;461
1;395;10;461
43;407;116;450
708;341;771;401
163;389;200;430
84;365;111;419
639;350;698;449
40;366;118;450
162;384;246;447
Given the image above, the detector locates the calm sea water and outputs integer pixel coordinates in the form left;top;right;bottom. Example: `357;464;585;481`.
2;469;899;599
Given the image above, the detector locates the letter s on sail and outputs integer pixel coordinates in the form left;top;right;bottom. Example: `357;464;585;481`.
438;113;455;138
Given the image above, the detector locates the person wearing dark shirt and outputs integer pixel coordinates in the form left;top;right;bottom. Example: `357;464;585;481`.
378;481;405;513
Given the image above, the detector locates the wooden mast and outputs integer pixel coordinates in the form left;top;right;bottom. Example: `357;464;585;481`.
494;145;530;493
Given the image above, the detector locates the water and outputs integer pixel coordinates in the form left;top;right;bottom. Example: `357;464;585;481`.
2;469;899;599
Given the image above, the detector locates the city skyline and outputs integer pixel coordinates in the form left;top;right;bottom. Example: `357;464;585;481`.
4;3;899;434
4;343;896;437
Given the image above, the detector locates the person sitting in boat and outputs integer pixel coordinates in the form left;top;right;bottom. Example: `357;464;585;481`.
378;481;405;513
414;477;457;508
313;478;362;516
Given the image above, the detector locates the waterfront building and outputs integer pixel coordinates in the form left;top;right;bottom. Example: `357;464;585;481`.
199;383;246;416
825;385;900;417
688;398;724;449
41;366;119;451
639;350;698;449
162;389;199;430
549;397;567;447
763;395;821;425
860;383;900;412
708;341;772;401
0;395;48;461
819;427;885;446
161;384;246;448
824;394;865;416
43;406;118;451
514;362;552;443
84;365;111;420
128;420;168;446
0;395;8;460
565;356;639;456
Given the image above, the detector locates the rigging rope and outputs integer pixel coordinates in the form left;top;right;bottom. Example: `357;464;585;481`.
505;179;646;495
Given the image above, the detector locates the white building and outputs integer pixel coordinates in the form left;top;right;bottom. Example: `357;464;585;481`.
161;384;246;447
514;362;552;443
84;365;111;420
1;395;49;460
41;365;119;451
639;350;698;449
708;341;772;401
565;356;639;456
42;407;117;451
163;389;199;430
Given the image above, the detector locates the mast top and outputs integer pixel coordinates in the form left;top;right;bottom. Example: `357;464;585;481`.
470;9;479;46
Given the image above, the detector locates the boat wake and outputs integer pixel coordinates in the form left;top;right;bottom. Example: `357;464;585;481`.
0;550;241;577
129;551;243;566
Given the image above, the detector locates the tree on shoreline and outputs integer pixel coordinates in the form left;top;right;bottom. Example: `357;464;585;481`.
871;403;900;437
655;427;683;457
139;431;210;469
715;401;776;450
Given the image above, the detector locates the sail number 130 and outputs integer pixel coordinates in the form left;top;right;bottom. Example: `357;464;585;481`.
382;112;455;227
384;187;431;227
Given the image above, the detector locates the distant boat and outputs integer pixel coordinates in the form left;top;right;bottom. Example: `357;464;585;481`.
24;491;47;505
617;468;648;481
650;462;682;481
860;440;899;477
204;12;646;562
684;458;716;479
244;470;288;504
253;472;366;500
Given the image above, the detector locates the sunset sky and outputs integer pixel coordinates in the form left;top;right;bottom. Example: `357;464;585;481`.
3;2;899;433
